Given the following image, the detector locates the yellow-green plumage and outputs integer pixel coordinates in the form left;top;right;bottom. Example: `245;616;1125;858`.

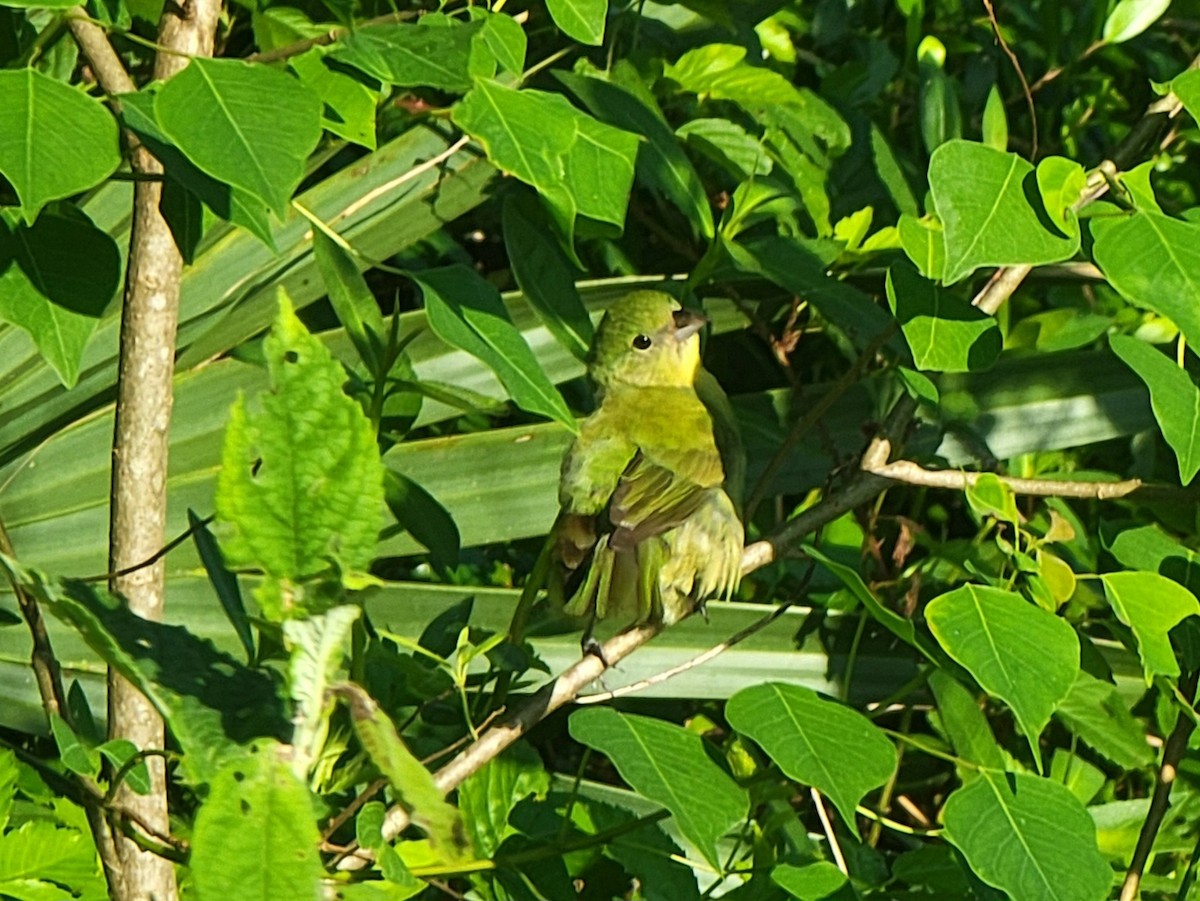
552;290;743;626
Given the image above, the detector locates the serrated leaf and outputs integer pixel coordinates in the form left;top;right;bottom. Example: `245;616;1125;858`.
943;771;1109;901
1092;211;1200;348
930;141;1078;284
284;606;360;778
0;821;103;894
0;210;119;387
569;707;748;869
215;292;385;619
191;743;323;901
926;584;1079;758
726;682;895;839
0;69;120;221
1109;334;1200;483
336;683;467;862
156;58;322;218
1;562;286;786
886;264;1001;372
412;265;575;430
547;0;606;45
1100;571;1200;682
1054;671;1154;768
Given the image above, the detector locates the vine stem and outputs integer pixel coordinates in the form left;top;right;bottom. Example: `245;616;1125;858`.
1119;670;1199;901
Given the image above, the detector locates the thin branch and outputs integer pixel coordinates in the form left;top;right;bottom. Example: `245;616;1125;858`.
811;788;848;875
982;0;1038;158
79;514;213;583
0;517;68;721
860;446;1191;502
576;602;797;705
1120;670;1199;901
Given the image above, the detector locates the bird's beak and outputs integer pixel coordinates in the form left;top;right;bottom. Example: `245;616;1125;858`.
672;308;708;342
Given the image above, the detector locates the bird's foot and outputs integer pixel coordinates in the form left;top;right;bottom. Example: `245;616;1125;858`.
581;636;611;667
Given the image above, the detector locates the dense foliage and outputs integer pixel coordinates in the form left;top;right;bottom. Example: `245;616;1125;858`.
2;0;1200;898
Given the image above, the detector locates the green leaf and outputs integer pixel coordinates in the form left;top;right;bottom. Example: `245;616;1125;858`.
48;714;99;779
928;670;1006;769
472;10;526;74
1100;571;1200;682
726;682;896;839
329;21;477;92
981;84;1007;151
502;192;592;362
156;58;322;218
942;771;1110;901
289;48;378;149
191;743;323;901
215;292;385;618
2;563;286;786
1109;334;1200;483
412;265;576;430
929;141;1078;284
870;125;919;217
556;70;715;240
886;264;1001;372
452;79;637;246
926;584;1079;757
664;43;800;107
457;746;548;858
546;0;606;45
569;707;748;869
0;69;120;221
284;606;359;778
336;683;467;862
677;117;771;180
119;88;275;249
0;209;119;387
802;545;940;662
772;862;850;900
583;803;700;901
97;739;152;795
897;214;946;280
190;509;255;663
918;36;960;154
1092;211;1200;348
964;472;1019;524
0;821;103;894
1054;671;1155;769
1103;0;1170;43
311;228;386;373
1105;522;1200;596
0;751;16;830
1173;70;1200;126
1035;156;1085;236
383;470;460;569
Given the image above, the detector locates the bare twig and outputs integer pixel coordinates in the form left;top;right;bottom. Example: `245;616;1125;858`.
0;517;68;721
1120;670;1199;901
859;444;1184;501
982;0;1038;158
811;788;848;875
577;601;798;704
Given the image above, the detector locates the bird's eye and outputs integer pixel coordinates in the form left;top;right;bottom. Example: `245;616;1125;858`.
632;334;652;350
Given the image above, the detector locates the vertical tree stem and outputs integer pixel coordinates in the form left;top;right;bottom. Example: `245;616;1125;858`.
73;2;219;898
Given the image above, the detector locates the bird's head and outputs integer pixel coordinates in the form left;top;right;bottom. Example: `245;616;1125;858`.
588;290;707;390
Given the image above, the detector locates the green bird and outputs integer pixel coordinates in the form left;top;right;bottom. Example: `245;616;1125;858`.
550;290;744;634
